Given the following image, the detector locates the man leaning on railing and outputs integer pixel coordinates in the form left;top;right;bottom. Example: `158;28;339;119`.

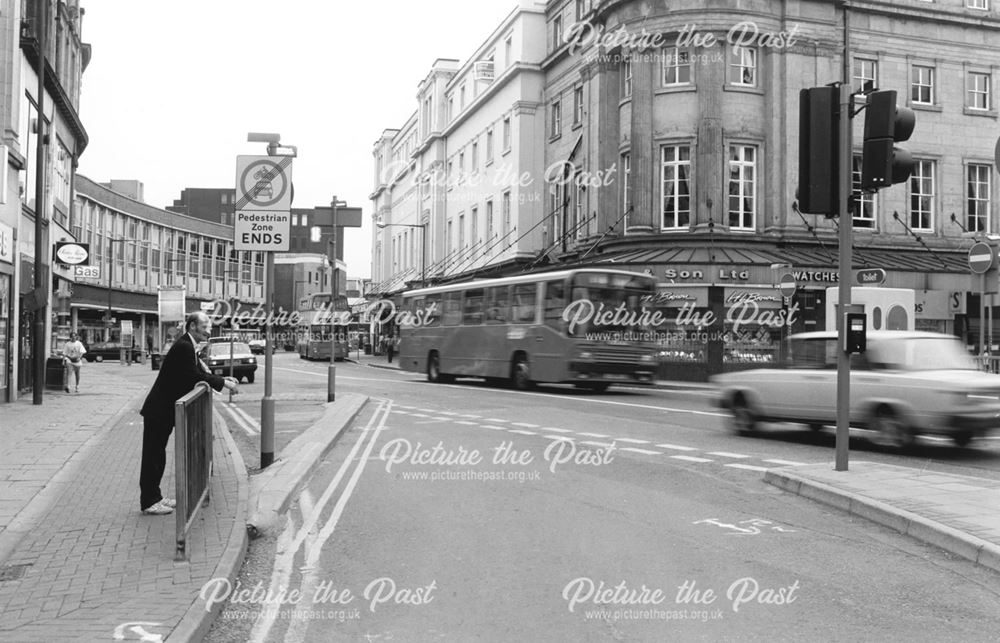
138;311;238;515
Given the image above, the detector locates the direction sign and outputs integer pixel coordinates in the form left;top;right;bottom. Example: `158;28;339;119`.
235;155;293;212
234;210;290;251
969;241;995;274
856;268;886;285
778;273;796;298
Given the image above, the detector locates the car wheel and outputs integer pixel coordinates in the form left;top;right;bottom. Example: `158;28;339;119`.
871;407;915;451
247;372;255;384
582;383;610;393
729;396;757;435
808;423;824;432
951;431;973;447
95;355;103;363
511;355;533;391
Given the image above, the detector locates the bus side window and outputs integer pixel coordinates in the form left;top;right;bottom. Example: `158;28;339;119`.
442;292;462;326
463;289;484;325
486;286;510;324
424;295;441;327
544;280;565;331
512;284;537;323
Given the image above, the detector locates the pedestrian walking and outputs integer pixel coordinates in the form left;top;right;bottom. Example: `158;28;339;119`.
137;311;238;515
62;332;86;393
387;334;399;363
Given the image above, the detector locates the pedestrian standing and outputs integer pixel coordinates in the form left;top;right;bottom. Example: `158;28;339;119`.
62;333;86;393
387;333;396;363
137;311;238;515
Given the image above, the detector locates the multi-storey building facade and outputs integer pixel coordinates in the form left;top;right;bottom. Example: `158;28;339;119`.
1;0;90;401
373;0;1000;379
72;175;265;354
371;0;550;293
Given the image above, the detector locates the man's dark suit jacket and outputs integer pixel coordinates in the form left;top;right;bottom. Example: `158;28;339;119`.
140;333;226;427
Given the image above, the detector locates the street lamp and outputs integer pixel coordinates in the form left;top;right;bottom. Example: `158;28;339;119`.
376;216;427;288
327;196;347;403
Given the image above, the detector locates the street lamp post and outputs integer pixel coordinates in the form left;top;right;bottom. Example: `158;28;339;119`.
328;196;347;403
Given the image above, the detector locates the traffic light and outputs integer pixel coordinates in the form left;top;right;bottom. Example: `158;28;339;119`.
797;86;840;216
861;90;915;191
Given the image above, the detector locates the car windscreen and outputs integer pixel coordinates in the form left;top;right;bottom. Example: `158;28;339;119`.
868;337;977;371
208;342;251;356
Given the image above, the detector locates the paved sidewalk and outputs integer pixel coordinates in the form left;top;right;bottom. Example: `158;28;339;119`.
766;462;1000;574
0;364;248;641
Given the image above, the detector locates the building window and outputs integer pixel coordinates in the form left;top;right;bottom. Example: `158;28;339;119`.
728;145;757;229
622;153;631;216
550;183;564;242
502;117;511;151
968;0;989;9
505;35;513;68
661;145;691;229
851;155;876;229
909;160;935;231
486;200;494;241
471;206;479;247
552;15;563;50
486;128;494;162
968;72;991;110
573;86;584;124
502;190;511;239
912;65;935;104
968;164;991;233
471;141;479;173
447;96;454;121
446;219;453;260
853;57;878;93
662;47;692;86
622;57;632;97
458;213;466;252
552;99;562;137
459;152;465;183
575;182;586;238
460;84;466;109
729;46;757;86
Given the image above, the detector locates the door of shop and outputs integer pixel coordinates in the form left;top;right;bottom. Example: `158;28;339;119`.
17;295;33;393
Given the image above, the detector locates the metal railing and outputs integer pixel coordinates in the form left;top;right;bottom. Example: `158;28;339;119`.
975;356;1000;374
174;381;214;561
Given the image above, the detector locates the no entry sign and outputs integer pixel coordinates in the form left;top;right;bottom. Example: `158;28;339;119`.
969;242;995;274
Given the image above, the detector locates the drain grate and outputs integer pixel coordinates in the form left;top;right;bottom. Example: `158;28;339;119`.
0;564;32;582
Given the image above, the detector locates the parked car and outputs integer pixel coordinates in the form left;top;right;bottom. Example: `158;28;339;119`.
248;338;266;355
711;331;1000;449
198;341;258;383
83;341;141;363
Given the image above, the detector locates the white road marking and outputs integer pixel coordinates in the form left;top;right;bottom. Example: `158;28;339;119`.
545;435;574;441
581;440;614;448
511;422;540;428
508;429;537;436
616;438;651;444
764;459;809;466
725;463;770;472
457;414;481;419
483;418;509;423
454;420;478;426
619;447;662;455
481;425;509;431
670;455;714;463
708;451;751;459
578;432;609;438
222;404;258;436
656;443;698;451
409;413;429;418
542;427;572;433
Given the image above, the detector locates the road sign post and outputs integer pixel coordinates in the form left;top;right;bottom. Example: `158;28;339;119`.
235;150;293;470
969;241;997;356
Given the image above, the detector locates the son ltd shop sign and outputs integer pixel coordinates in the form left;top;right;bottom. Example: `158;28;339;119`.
662;266;839;283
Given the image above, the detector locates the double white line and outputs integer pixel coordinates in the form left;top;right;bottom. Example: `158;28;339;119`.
220;399;259;436
248;399;392;643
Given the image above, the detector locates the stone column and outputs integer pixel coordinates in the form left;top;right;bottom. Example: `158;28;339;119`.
627;53;654;232
593;51;621;237
694;52;726;231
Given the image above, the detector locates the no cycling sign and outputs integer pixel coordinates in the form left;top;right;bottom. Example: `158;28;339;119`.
234;155;293;251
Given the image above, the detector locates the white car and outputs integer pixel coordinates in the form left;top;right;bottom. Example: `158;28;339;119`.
711;331;1000;449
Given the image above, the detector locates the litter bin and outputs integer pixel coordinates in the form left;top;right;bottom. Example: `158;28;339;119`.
151;353;163;371
45;356;66;390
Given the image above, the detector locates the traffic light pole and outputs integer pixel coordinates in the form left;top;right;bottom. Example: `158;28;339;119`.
835;3;853;472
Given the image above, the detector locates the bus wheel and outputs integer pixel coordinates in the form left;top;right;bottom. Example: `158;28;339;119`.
427;352;443;383
511;355;533;391
584;383;610;393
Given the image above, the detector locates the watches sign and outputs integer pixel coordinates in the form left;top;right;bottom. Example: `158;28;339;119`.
54;242;90;265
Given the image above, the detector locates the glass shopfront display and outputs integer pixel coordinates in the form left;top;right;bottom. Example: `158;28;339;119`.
0;274;9;401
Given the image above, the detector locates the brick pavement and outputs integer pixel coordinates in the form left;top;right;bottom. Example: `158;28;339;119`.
0;364;247;641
